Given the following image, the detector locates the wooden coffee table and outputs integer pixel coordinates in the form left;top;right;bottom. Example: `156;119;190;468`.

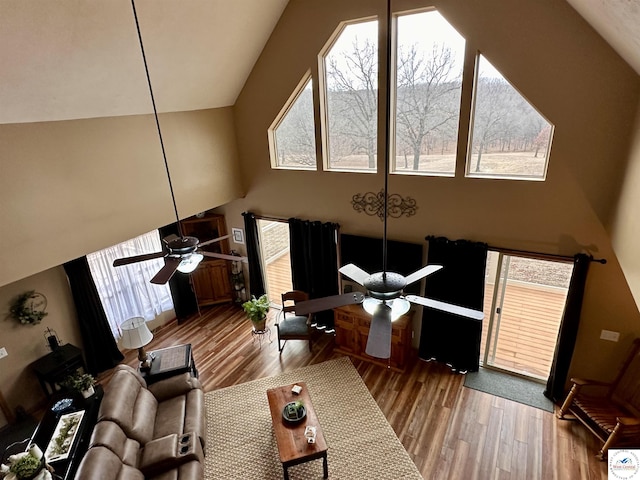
266;382;328;480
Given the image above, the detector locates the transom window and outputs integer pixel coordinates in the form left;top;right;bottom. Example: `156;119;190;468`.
320;20;378;172
393;10;465;176
269;9;555;182
467;55;553;180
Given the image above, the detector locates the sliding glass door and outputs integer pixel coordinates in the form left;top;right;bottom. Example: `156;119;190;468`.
481;252;573;380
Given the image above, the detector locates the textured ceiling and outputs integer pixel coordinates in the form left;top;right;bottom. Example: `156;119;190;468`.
565;0;640;76
0;0;289;124
0;0;637;126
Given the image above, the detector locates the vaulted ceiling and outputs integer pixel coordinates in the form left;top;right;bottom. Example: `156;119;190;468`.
0;0;636;127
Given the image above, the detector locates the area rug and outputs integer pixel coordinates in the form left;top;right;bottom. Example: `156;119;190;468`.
204;357;423;479
463;367;554;412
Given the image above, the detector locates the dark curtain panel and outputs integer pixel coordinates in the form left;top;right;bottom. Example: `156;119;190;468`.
288;218;340;329
419;236;488;372
63;257;124;375
544;253;591;402
159;223;198;323
243;211;266;298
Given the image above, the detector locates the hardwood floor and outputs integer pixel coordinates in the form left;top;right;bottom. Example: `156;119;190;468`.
98;304;607;479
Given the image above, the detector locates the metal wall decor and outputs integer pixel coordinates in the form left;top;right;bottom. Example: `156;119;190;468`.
352;189;418;220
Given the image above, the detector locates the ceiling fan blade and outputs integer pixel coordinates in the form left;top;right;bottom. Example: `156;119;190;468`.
201;251;248;263
405;295;484;320
365;303;392;359
404;265;443;286
294;292;365;316
338;264;371;286
113;251;165;267
150;257;182;284
197;234;231;248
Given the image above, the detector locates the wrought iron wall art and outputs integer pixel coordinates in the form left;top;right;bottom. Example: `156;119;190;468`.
351;189;418;220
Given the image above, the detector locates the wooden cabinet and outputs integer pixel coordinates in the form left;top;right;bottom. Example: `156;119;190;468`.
333;304;413;372
181;213;233;306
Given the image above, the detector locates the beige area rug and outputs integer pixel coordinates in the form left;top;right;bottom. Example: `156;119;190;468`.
204;357;423;480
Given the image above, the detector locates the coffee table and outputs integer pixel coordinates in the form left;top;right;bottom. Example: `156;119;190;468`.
266;382;328;480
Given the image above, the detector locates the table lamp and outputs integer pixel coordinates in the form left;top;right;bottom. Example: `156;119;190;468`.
120;317;154;370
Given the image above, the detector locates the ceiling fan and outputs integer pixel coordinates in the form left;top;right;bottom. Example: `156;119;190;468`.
293;0;484;359
112;0;247;285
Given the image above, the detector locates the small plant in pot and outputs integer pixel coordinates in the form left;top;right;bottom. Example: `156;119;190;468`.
62;372;96;398
242;294;270;331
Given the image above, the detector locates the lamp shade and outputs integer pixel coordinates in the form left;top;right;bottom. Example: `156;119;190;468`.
120;317;153;349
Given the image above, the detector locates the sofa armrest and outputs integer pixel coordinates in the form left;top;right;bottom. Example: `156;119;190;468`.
147;373;202;402
139;432;204;478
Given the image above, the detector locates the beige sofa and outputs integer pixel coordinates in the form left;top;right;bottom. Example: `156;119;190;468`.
74;364;206;479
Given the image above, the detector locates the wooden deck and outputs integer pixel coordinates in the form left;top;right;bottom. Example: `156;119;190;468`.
264;254;565;380
481;282;566;379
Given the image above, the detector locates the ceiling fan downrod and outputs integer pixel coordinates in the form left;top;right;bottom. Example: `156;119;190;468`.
131;0;184;238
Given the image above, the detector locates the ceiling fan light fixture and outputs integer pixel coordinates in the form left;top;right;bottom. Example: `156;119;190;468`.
363;297;410;321
176;253;204;274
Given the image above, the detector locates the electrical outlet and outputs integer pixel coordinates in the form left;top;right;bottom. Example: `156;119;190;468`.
600;330;620;342
0;347;7;359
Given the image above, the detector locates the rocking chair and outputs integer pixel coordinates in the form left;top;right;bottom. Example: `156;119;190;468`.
558;338;640;459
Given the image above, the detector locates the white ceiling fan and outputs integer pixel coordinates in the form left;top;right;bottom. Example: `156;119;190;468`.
112;0;247;285
293;0;484;359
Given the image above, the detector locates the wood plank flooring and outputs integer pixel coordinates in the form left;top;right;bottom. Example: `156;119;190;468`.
98;304;607;479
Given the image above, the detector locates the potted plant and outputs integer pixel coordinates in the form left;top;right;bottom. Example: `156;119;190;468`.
62;372;96;398
3;450;45;480
242;294;270;331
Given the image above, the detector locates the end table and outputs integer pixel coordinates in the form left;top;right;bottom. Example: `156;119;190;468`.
139;343;198;385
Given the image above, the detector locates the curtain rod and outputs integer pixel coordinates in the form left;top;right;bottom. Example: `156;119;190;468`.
489;246;605;264
250;213;289;223
425;236;606;264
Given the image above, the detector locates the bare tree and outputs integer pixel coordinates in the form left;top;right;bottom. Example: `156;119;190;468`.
275;87;315;166
326;38;378;168
395;43;461;170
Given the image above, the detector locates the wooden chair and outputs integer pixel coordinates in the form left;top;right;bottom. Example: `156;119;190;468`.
558;338;640;460
275;291;312;353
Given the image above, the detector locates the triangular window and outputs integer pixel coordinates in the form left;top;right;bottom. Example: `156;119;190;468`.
467;55;553;180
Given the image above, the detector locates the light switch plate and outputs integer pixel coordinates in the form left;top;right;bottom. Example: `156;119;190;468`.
600;330;620;342
0;347;7;359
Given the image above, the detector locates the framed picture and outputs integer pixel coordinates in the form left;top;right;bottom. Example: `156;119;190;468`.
232;228;245;244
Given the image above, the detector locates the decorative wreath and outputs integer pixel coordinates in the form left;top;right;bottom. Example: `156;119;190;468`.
9;290;48;325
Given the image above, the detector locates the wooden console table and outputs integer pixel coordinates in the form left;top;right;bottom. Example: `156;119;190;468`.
31;344;87;397
333;304;413;372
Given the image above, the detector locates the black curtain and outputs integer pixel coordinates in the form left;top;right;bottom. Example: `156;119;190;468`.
242;211;266;298
288;218;340;329
419;236;488;372
544;253;591;402
159;223;199;323
63;257;124;375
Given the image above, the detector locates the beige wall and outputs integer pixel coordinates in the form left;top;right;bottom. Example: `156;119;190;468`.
0;107;243;287
0;106;242;424
0;267;83;428
220;0;640;382
611;101;640;306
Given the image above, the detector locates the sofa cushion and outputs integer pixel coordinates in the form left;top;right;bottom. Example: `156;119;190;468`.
75;446;145;480
147;460;203;480
89;421;140;467
98;368;158;444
